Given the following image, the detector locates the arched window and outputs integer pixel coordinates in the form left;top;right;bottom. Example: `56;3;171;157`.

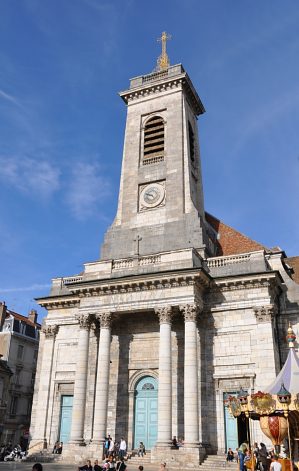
142;382;155;390
143;116;164;164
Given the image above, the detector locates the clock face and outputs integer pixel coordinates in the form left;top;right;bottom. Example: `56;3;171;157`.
140;182;165;209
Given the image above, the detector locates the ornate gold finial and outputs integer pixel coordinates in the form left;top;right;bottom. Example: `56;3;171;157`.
286;323;296;348
156;31;171;71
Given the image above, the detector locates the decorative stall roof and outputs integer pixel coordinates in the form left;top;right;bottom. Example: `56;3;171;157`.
265;325;299;394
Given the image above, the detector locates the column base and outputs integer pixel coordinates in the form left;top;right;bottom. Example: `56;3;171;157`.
67;440;87;446
155;440;173;447
183;441;200;448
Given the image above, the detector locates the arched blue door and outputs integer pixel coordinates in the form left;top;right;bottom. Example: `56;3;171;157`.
134;376;158;450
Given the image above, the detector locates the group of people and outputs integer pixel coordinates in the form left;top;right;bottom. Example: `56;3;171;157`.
0;442;26;461
103;436;127;460
52;440;63;454
231;440;287;471
78;461;167;471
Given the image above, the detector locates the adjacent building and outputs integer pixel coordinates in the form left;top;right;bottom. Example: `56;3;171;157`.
29;37;299;466
0;302;40;447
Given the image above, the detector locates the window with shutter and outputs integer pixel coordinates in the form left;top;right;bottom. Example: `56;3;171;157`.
143;116;164;165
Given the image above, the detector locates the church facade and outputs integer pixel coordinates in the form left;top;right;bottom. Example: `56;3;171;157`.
29;44;299;466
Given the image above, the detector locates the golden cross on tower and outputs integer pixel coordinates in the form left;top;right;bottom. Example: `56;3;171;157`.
156;31;171;71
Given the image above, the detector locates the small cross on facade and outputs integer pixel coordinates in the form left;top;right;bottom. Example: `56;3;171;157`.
134;235;142;256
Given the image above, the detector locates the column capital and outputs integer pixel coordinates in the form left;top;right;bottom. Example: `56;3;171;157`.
42;324;59;338
96;312;112;328
254;305;277;323
180;304;201;322
76;313;91;329
155;306;173;324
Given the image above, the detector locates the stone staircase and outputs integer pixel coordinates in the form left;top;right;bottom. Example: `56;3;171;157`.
199;455;237;470
26;449;64;463
126;450;152;465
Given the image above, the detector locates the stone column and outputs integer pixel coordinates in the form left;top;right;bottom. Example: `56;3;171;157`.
180;304;199;447
69;314;91;444
34;324;58;448
92;312;112;443
155;306;173;446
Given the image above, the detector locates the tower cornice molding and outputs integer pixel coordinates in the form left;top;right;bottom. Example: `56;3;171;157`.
119;64;205;116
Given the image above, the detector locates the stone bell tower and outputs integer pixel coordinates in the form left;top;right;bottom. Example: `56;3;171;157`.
101;33;213;261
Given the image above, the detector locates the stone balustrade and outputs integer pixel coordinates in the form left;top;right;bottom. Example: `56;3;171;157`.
63;276;83;285
207;252;252;268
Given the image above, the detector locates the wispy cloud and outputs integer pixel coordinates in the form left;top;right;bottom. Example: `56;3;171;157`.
0;156;60;198
0;89;20;107
65;162;111;220
0;283;51;293
231;86;299;156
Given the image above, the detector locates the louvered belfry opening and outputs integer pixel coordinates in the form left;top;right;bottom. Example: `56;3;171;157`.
143;116;164;164
188;121;195;162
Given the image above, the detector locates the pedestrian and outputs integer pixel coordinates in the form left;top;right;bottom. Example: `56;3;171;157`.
109;437;115;457
119;437;127;459
270;455;282;471
258;443;268;471
238;441;248;471
116;457;127;471
78;459;93;470
138;441;145;457
94;459;101;471
138;467;144;471
107;455;116;470
104;436;110;458
32;465;43;471
52;441;59;453
160;462;167;471
226;448;234;462
172;436;179;449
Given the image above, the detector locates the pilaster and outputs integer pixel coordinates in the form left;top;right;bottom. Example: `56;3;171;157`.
69;314;91;444
180;303;200;447
155;306;173;447
30;324;59;450
92;311;113;445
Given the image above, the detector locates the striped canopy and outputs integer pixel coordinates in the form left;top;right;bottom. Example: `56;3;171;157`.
265;347;299;394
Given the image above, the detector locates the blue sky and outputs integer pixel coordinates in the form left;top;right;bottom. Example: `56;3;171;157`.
1;0;299;320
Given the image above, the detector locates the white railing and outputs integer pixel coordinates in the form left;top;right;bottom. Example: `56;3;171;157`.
112;255;162;270
112;259;134;270
139;255;161;266
207;253;251;268
63;276;83;285
142;70;168;83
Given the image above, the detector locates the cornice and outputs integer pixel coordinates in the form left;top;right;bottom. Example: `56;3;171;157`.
36;296;80;310
69;270;209;297
120;73;204;116
210;271;282;294
35;270;209;309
